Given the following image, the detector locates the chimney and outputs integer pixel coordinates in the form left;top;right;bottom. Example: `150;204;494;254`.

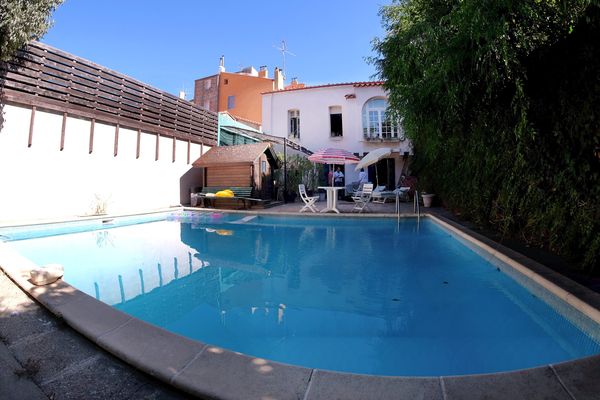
274;67;284;90
218;55;225;73
178;90;186;100
258;65;268;78
291;77;298;85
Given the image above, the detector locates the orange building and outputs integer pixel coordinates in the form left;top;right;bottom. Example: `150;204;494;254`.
193;57;286;127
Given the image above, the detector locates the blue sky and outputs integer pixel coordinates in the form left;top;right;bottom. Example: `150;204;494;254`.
41;0;387;97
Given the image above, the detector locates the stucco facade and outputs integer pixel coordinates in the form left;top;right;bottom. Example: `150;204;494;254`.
193;66;284;126
261;83;412;186
0;104;209;223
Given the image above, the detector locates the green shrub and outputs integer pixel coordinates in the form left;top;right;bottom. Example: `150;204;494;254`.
374;0;600;271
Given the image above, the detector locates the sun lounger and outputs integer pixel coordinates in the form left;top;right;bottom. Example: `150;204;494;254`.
371;185;395;203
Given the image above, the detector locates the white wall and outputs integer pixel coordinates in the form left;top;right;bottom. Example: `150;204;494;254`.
0;104;210;224
262;84;412;184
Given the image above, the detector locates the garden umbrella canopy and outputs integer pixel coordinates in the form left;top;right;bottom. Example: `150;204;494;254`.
308;148;360;165
308;148;359;186
355;147;393;171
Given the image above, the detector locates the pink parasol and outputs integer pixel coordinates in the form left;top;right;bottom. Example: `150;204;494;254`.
308;148;360;185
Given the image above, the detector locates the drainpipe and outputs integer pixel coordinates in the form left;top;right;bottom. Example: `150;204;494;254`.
217;113;221;146
216;74;221;146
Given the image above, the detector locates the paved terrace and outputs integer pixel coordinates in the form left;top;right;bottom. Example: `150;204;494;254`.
1;200;599;400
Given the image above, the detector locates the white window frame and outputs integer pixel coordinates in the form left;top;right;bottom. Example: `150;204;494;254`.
288;109;300;139
362;98;403;140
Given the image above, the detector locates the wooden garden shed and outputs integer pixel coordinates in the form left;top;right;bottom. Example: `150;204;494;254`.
192;142;280;199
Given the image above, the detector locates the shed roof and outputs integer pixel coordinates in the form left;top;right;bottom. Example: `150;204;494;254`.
192;142;280;168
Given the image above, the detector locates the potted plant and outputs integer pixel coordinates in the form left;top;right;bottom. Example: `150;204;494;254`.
421;192;435;207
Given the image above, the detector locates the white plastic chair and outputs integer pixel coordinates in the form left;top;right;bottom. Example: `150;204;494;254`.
298;184;319;213
351;182;365;197
351;183;373;213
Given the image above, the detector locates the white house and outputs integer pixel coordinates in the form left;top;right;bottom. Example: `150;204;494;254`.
261;82;412;189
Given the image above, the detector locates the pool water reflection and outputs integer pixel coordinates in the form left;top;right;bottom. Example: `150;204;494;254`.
9;213;600;376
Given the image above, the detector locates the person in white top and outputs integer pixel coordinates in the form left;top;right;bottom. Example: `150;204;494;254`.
358;168;368;184
333;167;344;186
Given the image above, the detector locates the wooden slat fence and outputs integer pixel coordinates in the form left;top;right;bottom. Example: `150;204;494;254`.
0;42;217;145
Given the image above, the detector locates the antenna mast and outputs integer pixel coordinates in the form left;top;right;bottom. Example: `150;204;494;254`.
274;40;296;80
178;83;187;100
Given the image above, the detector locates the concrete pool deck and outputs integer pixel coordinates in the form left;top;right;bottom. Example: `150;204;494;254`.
1;203;599;399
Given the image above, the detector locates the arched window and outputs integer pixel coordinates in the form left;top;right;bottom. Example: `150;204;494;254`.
361;98;404;140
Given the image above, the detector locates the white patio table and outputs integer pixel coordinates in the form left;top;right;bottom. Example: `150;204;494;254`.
318;186;345;213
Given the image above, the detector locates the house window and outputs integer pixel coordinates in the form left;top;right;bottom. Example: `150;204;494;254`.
329;106;343;137
261;160;267;174
227;95;235;109
361;98;403;140
224;79;229;85
288;109;300;138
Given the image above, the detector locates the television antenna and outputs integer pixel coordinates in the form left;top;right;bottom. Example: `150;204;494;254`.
273;40;296;79
178;83;187;100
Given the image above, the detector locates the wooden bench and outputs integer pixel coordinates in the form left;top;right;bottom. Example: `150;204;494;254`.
198;187;262;209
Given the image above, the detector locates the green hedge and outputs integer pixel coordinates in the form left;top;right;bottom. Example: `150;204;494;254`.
374;0;600;271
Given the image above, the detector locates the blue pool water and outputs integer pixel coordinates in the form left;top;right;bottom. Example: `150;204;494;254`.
5;212;600;376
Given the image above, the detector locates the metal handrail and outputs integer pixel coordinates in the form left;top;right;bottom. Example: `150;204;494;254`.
414;190;420;221
396;191;400;224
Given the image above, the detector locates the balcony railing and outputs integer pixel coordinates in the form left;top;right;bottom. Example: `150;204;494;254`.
363;131;403;141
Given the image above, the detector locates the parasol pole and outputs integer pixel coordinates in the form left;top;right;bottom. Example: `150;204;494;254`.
330;164;334;186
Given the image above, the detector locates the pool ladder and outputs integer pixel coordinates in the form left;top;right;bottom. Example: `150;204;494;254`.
413;190;420;221
396;190;420;223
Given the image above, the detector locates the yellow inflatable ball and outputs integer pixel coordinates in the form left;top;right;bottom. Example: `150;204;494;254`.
215;189;234;198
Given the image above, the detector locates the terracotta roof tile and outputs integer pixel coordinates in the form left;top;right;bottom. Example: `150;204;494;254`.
262;81;384;94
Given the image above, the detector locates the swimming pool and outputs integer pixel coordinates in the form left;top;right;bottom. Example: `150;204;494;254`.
4;211;600;376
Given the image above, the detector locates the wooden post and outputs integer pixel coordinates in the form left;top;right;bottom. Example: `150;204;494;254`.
136;129;141;159
187;140;191;164
28;106;36;147
114;123;120;157
155;133;160;161
172;136;176;162
60;112;67;151
89;118;95;154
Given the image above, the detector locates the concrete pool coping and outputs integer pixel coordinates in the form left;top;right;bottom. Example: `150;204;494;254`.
0;208;599;399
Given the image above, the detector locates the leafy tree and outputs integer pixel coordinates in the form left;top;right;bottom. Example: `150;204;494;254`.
1;0;63;127
0;0;63;61
373;0;600;270
275;154;323;197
